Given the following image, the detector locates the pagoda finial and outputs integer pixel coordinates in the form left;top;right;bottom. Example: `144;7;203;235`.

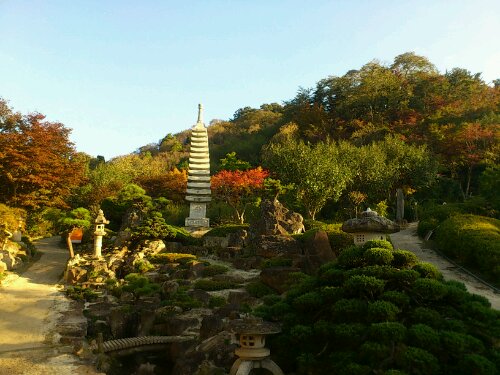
197;103;203;124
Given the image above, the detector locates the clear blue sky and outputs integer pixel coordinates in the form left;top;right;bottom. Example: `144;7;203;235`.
1;0;499;160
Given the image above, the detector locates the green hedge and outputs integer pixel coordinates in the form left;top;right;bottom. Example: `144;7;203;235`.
434;214;500;285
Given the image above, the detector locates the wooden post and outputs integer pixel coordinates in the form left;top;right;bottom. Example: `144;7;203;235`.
66;232;75;259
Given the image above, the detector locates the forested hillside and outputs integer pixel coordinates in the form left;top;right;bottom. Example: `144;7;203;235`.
1;52;498;230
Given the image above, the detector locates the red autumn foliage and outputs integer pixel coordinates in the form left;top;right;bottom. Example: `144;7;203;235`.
211;167;269;223
0;110;84;209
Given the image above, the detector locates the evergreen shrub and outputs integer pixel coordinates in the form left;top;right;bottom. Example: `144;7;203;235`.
434;214;500;284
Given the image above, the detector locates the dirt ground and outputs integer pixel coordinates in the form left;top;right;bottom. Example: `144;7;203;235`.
391;222;500;310
0;237;103;375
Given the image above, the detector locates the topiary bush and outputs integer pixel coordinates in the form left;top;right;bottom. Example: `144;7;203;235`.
254;242;500;374
363;239;393;251
364;247;394;266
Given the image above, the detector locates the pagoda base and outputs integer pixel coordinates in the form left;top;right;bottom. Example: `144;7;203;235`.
185;217;210;228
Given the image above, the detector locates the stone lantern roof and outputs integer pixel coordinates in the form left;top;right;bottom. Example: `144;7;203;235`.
95;209;110;225
342;208;400;234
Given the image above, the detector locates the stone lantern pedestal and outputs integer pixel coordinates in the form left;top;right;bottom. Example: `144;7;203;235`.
229;317;284;375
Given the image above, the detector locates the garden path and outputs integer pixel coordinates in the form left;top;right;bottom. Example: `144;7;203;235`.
0;237;102;375
391;222;500;310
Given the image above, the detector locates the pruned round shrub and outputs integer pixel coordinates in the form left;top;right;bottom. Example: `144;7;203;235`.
380;291;410;308
208;295;226;308
388;269;420;289
364;247;394;266
337;245;365;268
412;262;442;280
330;323;366;346
411;278;448;301
368;322;406;344
410;307;442;329
367;300;399;322
344;275;385;299
392;250;418;268
400;346;440;374
363;239;393;251
360;341;391;363
346;265;397;281
440;331;485;357
292;291;324;311
456;354;498;375
407;324;440;351
333;298;367;322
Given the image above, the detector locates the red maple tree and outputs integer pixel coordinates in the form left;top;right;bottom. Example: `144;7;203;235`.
211;167;269;223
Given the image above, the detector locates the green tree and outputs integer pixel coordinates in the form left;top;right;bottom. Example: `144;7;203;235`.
263;139;352;219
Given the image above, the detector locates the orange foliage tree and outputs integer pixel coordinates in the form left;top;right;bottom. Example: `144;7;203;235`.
0;104;84;210
211;167;269;223
134;167;188;201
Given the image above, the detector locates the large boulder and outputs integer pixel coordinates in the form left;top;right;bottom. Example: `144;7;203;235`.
253;235;302;259
249;199;305;237
303;230;336;273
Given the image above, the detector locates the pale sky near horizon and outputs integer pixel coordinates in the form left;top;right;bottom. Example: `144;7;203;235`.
1;0;499;160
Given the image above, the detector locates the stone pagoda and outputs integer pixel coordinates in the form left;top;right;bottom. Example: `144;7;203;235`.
185;104;211;228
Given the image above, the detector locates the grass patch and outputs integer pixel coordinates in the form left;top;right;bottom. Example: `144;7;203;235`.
202;264;229;277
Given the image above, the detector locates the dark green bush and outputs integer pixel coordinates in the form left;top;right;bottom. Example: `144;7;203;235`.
193;278;238;291
400;346;440;374
410;307;442;329
367;300;399;322
360;341;391;363
380;291;410;308
333;298;367;322
411;278;448;301
201;264;229;277
412;262;442;280
407;324;440;351
245;281;277;298
337;245;366;268
364;247;394;266
434;214;500;284
368;322;406;344
456;354;498;375
208;296;226;308
292;291;324;311
329;323;366;346
123;273;160;299
392;250;418;268
344;275;385;300
363;239;393;251
261;258;293;269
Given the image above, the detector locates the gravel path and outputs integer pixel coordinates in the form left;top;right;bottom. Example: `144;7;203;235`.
0;237;103;375
391;222;500;310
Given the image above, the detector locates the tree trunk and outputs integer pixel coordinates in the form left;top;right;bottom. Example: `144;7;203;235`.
465;165;472;198
66;233;74;259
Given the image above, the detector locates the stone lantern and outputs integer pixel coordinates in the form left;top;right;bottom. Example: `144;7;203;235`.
93;209;109;258
229;316;284;375
342;208;400;246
